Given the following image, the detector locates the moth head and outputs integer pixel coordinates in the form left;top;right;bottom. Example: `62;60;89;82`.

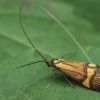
45;58;63;67
46;58;60;67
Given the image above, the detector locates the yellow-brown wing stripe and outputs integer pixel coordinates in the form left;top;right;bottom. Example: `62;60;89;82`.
88;63;97;67
82;68;94;88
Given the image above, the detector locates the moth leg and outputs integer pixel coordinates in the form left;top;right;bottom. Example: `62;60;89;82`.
63;75;74;88
55;69;74;88
53;69;59;75
46;68;56;88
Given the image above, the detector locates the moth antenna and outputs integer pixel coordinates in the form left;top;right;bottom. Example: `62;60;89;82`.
3;60;45;83
35;4;92;63
20;3;91;62
20;3;46;60
21;3;92;63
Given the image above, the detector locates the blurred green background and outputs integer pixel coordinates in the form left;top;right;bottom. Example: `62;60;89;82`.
0;0;100;61
0;0;100;100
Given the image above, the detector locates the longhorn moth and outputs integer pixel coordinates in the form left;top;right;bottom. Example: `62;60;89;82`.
5;3;100;92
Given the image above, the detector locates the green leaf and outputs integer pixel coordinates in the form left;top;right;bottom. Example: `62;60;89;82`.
1;48;100;100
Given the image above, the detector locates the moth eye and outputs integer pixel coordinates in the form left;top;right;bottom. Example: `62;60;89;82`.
52;59;60;64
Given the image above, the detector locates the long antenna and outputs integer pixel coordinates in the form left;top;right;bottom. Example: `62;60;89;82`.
20;3;46;60
3;61;45;83
20;3;92;62
35;4;92;63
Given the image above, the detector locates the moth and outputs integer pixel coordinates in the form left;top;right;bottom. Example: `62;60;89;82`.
5;3;100;92
46;59;100;92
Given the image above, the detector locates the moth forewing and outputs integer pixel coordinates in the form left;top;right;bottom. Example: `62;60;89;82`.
51;59;100;92
52;59;87;82
88;65;100;91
